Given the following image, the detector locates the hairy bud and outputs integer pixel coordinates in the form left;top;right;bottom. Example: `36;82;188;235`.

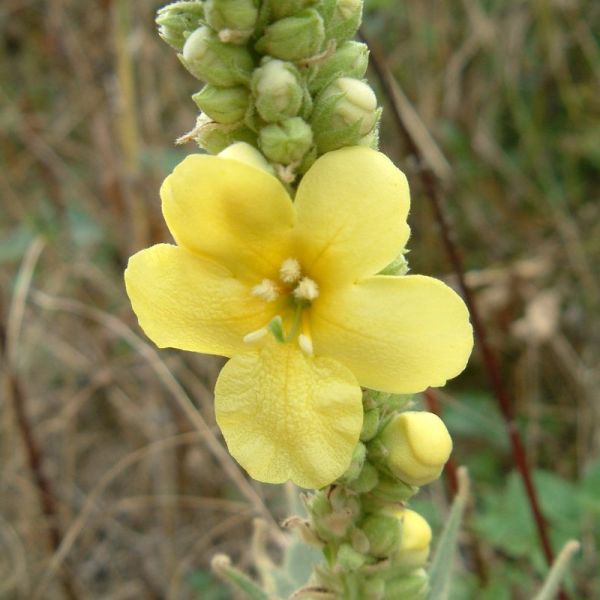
156;1;205;51
259;117;313;164
251;59;305;122
192;85;250;123
205;0;258;44
181;26;254;86
255;8;325;61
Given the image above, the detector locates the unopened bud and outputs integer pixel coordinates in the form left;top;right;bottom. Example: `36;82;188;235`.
309;40;369;93
362;513;400;558
384;568;429;600
337;543;366;571
259;117;313;164
268;0;318;20
205;0;258;44
255;8;325;61
251;59;304;122
360;408;380;442
396;509;432;569
379;251;410;276
347;461;379;493
156;1;205;51
192;85;250;124
181;26;254;86
338;441;366;483
362;577;385;600
193;113;257;154
365;474;416;508
379;411;452;487
324;0;363;44
218;142;274;174
312;77;379;153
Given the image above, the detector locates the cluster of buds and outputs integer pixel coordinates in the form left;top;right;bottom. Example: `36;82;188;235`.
156;0;380;184
301;392;453;599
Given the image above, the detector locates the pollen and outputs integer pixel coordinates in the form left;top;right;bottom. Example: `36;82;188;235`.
294;277;319;302
251;279;279;302
279;257;302;284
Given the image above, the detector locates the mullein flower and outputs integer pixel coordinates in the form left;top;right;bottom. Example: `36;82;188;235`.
125;146;472;488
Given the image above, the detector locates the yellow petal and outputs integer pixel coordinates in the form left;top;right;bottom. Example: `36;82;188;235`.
214;342;363;488
311;275;473;393
125;244;273;357
161;154;294;282
293;147;410;287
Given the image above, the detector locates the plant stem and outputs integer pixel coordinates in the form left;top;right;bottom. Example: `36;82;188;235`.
361;30;564;596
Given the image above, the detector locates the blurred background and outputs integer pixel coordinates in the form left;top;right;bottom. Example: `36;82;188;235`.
1;0;599;598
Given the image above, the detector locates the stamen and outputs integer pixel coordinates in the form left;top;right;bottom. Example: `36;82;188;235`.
243;328;268;344
298;333;314;356
251;279;279;302
293;277;319;302
279;257;302;284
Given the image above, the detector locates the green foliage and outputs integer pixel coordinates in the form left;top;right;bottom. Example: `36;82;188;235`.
270;536;323;597
188;570;230;600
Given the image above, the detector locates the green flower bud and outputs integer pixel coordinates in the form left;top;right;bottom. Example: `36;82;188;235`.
337;543;366;571
192;85;250;124
309;40;369;93
205;0;258;44
379;411;452;487
193;113;257;154
259;117;313;164
339;441;366;483
362;513;400;558
360;408;380;442
362;577;385;600
384;569;429;600
181;26;254;86
365;474;416;507
358;126;380;149
255;8;325;61
350;527;370;554
307;490;331;518
156;1;205;51
268;0;319;20
218;142;274;174
347;461;379;493
311;77;380;153
325;0;363;44
395;509;432;570
251;59;304;122
379;251;410;276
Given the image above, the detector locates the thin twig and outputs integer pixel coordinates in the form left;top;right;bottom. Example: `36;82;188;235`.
2;239;78;600
361;29;562;587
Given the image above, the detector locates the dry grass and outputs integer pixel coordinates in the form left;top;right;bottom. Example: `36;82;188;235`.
1;0;599;598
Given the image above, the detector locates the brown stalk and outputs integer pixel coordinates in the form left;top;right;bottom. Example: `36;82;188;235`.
360;30;564;595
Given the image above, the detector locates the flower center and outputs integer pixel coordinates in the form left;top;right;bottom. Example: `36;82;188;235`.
245;258;319;355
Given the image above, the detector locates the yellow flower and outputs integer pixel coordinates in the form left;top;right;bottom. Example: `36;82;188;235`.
124;146;472;488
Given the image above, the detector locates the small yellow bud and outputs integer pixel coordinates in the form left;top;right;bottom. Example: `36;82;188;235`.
218;142;274;174
379;411;452;487
396;509;432;569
